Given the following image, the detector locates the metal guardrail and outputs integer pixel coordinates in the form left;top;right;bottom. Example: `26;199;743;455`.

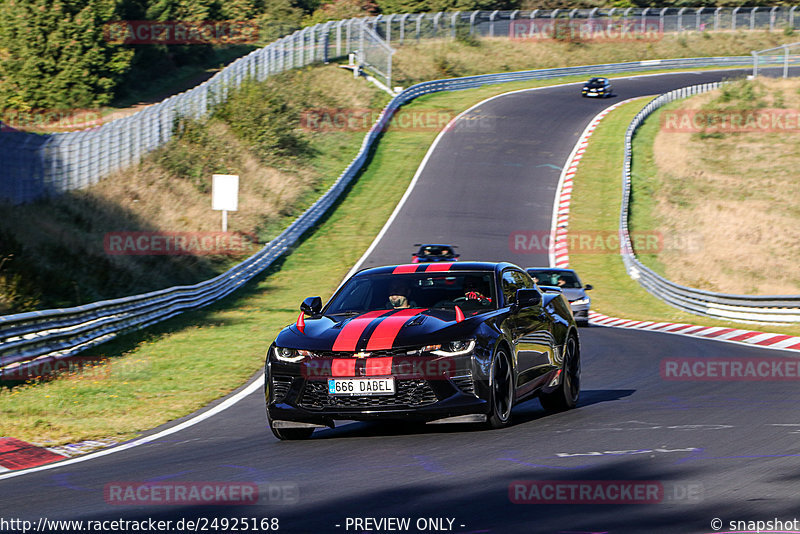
1;55;788;377
2;6;800;204
620;84;800;323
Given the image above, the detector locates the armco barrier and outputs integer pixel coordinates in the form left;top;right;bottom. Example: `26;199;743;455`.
620;84;800;323
0;56;796;377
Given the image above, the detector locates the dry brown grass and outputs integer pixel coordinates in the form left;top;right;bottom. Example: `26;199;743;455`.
392;31;800;87
650;78;800;294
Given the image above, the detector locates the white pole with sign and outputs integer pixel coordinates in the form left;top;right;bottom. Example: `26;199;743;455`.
212;174;239;232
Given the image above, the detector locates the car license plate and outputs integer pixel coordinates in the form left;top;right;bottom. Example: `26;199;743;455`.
328;377;395;396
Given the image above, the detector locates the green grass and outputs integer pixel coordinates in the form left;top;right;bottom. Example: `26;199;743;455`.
568;98;800;337
3;68;797;446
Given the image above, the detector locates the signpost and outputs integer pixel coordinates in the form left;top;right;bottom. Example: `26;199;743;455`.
212;174;239;232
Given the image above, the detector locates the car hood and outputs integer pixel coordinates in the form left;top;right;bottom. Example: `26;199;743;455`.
275;308;481;353
561;288;588;301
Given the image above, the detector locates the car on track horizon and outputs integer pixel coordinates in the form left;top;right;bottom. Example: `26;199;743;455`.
526;267;592;326
411;243;459;263
581;77;612;98
265;261;581;440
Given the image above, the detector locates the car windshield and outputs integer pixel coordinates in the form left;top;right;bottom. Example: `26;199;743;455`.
325;272;498;315
418;245;455;257
527;270;582;289
587;78;606;86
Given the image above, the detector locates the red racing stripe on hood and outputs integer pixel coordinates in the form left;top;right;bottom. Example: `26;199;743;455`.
425;262;453;272
366;308;426;351
365;357;393;376
332;310;389;352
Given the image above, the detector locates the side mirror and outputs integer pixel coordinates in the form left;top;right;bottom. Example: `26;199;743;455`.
300;296;322;316
584;284;593;291
514;288;541;309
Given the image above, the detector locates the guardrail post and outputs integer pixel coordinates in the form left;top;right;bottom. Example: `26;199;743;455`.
784;44;790;78
752;50;758;79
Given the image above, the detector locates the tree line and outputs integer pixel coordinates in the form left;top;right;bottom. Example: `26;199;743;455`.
0;0;785;112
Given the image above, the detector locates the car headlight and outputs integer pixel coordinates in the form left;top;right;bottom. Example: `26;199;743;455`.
431;339;476;357
571;298;590;306
273;347;313;362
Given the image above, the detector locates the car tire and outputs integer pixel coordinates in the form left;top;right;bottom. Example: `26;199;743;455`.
540;335;580;412
486;348;515;429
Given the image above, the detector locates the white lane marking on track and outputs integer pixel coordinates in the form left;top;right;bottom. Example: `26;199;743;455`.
0;374;264;481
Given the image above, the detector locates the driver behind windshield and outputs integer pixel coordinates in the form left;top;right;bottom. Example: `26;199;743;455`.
387;279;416;309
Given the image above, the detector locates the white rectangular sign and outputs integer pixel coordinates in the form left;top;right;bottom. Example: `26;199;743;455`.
212;174;239;211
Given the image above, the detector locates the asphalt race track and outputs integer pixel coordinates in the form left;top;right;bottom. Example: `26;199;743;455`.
3;68;800;534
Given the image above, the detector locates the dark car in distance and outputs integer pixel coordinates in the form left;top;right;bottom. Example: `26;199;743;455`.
527;267;592;326
412;243;459;263
265;262;581;440
581;77;612;98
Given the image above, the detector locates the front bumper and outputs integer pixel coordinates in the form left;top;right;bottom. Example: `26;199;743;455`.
266;355;490;425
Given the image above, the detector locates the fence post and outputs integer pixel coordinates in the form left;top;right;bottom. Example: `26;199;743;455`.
750;7;757;31
732;7;740;31
451;11;459;39
770;6;778;31
677;7;686;31
642;8;650;33
792;6;798;29
470;10;480;34
696;7;703;30
416;13;422;41
489;10;498;37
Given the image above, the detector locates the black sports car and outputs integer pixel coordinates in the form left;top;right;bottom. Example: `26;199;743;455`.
412;243;459;263
265;261;581;440
581;77;612;98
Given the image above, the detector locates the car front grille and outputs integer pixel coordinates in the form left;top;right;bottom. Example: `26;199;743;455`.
299;379;438;410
